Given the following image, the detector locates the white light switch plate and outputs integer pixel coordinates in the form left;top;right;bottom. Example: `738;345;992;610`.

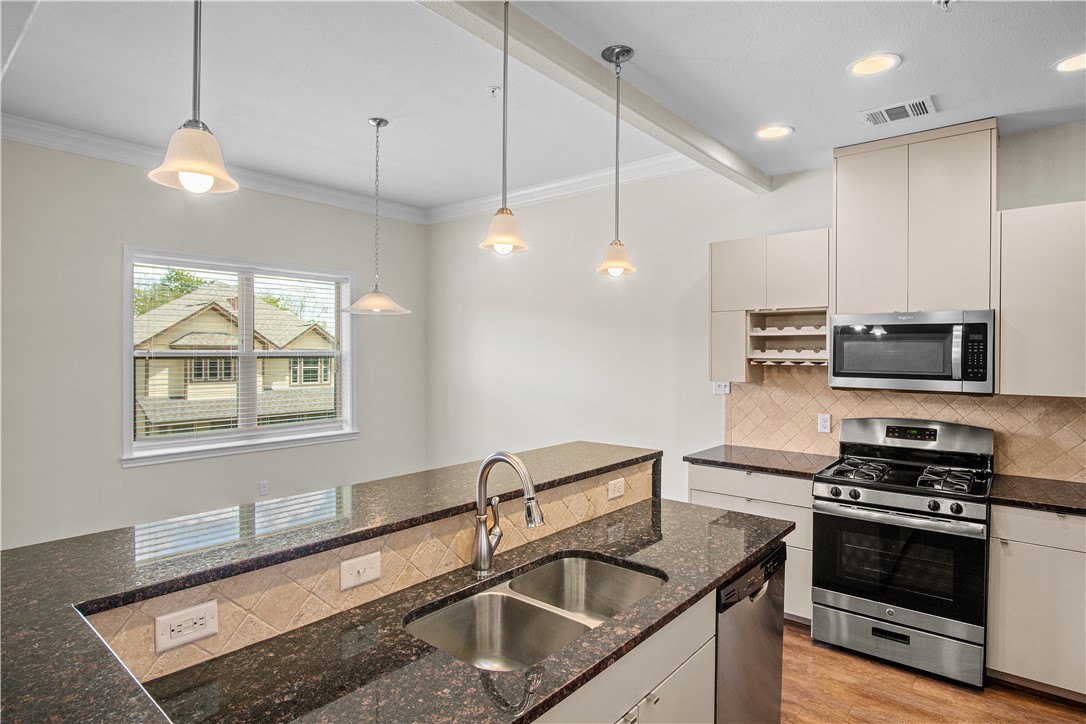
341;552;381;591
818;413;832;433
607;478;625;500
155;600;218;654
713;381;730;395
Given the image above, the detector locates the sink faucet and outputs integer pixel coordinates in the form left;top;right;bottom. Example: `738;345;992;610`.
472;451;545;578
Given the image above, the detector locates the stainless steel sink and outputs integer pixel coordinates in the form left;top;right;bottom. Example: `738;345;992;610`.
508;557;665;620
404;591;590;671
404;556;666;671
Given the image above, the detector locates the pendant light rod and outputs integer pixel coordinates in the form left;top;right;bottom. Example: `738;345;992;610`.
501;0;509;208
370;117;387;290
191;0;202;123
614;61;620;242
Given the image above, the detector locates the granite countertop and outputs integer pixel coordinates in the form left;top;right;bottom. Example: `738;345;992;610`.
0;441;667;722
683;444;836;479
684;444;1085;516
141;499;792;723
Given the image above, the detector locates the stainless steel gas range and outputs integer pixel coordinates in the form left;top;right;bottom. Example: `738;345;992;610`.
810;417;994;687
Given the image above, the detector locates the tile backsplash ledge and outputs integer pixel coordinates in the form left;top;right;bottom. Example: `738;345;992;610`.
726;366;1085;483
87;462;654;682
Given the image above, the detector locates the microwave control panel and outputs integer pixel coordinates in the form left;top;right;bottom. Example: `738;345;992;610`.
962;324;989;381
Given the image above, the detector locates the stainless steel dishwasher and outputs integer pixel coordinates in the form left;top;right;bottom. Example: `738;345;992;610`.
716;544;786;724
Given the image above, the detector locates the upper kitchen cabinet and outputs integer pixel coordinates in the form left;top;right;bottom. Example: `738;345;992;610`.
999;200;1086;397
833;119;997;314
711;230;828;311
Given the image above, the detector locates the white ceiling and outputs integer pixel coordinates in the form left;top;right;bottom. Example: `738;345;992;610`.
2;1;1083;213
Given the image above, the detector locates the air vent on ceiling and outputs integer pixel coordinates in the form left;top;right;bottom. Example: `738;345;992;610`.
859;96;937;127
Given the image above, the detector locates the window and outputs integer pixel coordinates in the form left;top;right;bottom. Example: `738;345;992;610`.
123;247;357;466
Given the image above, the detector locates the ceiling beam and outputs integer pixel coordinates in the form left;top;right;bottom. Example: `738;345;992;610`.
419;0;773;194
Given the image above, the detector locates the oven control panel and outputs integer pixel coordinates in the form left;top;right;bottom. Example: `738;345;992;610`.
886;425;937;442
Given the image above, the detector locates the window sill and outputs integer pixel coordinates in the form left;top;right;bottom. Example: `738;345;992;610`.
121;429;358;468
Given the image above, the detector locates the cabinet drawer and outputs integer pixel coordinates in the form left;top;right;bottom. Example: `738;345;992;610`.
688;464;812;509
991;505;1085;552
690;489;812;550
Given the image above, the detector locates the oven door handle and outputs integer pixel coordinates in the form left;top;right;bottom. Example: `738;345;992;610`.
813;500;987;540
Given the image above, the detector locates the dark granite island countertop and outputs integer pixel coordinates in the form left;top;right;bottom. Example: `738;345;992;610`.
2;442;799;724
0;441;668;722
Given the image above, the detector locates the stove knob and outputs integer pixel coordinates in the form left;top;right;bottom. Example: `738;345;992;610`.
830;486;842;498
950;502;964;515
927;499;941;512
848;489;861;501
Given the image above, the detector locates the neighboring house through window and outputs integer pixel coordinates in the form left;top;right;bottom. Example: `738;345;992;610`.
123;248;357;466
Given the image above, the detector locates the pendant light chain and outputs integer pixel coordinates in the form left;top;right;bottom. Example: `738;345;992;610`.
614;62;621;242
191;0;202;122
373;121;381;290
501;0;509;209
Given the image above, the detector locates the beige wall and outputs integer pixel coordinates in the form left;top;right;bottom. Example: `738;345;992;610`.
999;121;1086;209
424;166;833;502
1;140;429;548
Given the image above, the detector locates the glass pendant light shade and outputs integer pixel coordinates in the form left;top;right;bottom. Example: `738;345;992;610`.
347;117;410;316
479;208;528;255
150;2;237;194
348;288;410;315
597;239;636;277
149;123;238;193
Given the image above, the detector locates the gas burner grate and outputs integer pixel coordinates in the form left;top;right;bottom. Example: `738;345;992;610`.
917;466;985;493
830;458;890;482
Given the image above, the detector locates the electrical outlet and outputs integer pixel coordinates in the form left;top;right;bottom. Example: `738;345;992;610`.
340;552;381;591
607;478;625;500
258;480;270;496
712;381;730;395
607;522;626;542
154;600;218;653
818;413;832;433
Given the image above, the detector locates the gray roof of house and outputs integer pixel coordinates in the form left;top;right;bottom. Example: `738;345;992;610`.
136;387;336;425
133;281;332;349
168;333;237;349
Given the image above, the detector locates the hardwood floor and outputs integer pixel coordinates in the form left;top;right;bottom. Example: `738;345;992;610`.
781;622;1085;723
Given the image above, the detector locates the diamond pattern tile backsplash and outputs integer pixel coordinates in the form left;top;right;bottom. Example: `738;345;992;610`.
87;461;653;682
726;366;1085;483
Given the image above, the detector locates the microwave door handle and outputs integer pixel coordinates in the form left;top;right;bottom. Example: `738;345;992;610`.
951;324;963;380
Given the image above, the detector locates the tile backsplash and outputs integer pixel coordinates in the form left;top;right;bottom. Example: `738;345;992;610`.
87;461;653;682
726;366;1085;483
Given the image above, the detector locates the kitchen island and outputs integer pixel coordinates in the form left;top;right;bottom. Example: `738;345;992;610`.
1;442;793;722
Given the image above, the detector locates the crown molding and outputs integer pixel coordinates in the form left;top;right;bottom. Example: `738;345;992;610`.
424;152;702;224
0;113;428;224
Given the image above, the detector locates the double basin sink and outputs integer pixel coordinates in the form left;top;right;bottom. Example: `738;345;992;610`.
404;555;666;671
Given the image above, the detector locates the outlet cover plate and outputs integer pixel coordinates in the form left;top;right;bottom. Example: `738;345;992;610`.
607;478;625;500
155;600;218;654
713;381;730;395
341;552;381;591
818;413;832;433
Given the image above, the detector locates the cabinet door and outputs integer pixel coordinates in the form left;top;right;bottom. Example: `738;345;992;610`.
835;146;909;313
637;638;716;724
988;538;1086;694
767;229;828;309
908;131;992;312
711;312;748;382
712;237;766;311
999;201;1086;397
784;547;812;622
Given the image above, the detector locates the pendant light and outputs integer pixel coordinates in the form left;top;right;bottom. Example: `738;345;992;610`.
479;0;528;255
348;118;411;315
149;1;238;194
597;45;636;277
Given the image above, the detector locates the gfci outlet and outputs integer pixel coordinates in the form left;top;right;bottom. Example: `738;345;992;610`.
341;552;381;591
607;478;625;500
818;413;832;433
155;600;218;654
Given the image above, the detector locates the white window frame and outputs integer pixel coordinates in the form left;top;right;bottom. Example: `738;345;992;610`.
122;246;358;467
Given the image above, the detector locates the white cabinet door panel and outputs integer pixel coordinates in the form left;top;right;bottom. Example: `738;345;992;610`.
637;638;717;724
711;237;766;311
767;229;828;309
783;547;813;622
711;311;748;382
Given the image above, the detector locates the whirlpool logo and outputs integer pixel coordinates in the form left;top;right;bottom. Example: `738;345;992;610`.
896;315;915;321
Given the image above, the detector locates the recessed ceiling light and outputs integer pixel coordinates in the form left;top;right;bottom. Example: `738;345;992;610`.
848;53;902;76
1055;53;1086;72
755;125;794;140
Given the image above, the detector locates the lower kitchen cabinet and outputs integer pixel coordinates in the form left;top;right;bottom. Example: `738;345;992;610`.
987;505;1086;696
536;593;716;724
688;465;813;621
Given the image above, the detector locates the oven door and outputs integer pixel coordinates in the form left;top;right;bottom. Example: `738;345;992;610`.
812;501;987;630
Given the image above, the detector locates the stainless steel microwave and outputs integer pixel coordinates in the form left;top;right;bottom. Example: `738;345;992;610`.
828;310;995;394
